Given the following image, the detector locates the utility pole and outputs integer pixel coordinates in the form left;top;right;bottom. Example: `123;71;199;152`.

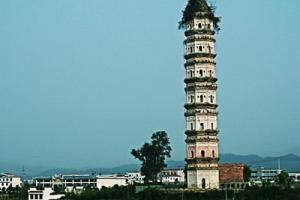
21;166;26;181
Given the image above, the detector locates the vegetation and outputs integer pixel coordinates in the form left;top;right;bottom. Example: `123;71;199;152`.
179;0;221;31
61;186;300;200
131;131;171;184
243;165;252;182
62;185;135;200
0;184;29;200
277;171;290;189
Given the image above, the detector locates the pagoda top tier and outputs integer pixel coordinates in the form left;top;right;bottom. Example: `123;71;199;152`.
179;0;220;31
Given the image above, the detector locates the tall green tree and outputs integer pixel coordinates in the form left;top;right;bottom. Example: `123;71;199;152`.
243;165;252;182
278;171;289;189
131;131;172;184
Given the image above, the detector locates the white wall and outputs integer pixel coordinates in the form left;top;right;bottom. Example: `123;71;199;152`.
96;177;128;189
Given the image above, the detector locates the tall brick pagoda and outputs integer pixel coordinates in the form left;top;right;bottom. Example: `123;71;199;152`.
180;0;220;189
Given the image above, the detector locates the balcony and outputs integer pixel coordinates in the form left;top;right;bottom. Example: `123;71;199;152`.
184;103;218;110
185;110;218;117
185;29;215;37
186;165;219;171
185;60;216;67
185;137;219;143
184;77;217;84
185;129;219;137
185;84;217;91
184;36;216;44
184;52;216;60
186;157;219;164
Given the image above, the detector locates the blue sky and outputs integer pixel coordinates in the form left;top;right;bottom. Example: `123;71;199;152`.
0;0;300;169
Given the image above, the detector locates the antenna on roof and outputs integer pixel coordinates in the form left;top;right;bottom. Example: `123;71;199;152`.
22;165;26;181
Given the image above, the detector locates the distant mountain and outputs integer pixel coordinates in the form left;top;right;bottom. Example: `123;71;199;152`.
35;168;81;177
220;153;262;164
2;153;300;178
246;154;300;171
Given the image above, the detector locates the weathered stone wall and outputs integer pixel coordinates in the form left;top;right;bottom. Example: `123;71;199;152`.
219;164;244;184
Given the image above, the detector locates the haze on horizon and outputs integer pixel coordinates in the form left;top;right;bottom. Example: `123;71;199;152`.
0;0;299;169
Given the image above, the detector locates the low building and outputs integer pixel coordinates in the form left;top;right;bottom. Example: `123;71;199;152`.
160;168;185;184
219;164;248;190
33;174;97;190
0;173;22;190
288;172;300;182
250;167;282;183
125;172;144;184
28;188;64;200
96;175;128;189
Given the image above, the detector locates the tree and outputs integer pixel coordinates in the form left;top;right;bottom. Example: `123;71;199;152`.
131;131;172;184
243;165;252;182
278;171;289;189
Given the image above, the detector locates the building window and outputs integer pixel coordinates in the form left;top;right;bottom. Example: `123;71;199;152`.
198;23;202;28
39;194;43;199
212;150;215;158
209;70;213;77
200;123;204;130
208;46;212;54
211;123;214;130
210;95;214;103
199;46;202;52
201;150;205;158
200;95;204;103
200;70;203;77
190;123;194;130
191;150;194;158
30;194;34;199
202;178;206;189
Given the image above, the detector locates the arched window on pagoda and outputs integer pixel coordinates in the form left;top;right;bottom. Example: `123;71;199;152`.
210;95;214;103
200;123;204;130
212;150;216;158
202;178;206;189
201;150;205;158
200;95;204;103
200;70;203;77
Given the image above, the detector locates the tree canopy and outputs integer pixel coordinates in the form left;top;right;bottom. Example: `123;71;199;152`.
131;131;171;184
243;165;252;182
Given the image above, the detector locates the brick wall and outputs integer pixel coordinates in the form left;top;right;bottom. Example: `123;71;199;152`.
219;163;245;184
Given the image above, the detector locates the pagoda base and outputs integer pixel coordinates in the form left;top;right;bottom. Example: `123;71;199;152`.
187;169;219;189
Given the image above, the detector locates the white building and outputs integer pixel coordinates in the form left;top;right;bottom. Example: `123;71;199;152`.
33;174;97;190
289;172;300;182
125;172;144;184
250;167;282;183
28;188;64;200
96;175;128;189
0;173;22;190
160;169;185;184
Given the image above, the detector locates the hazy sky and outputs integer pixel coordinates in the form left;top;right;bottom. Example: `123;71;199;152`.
0;0;300;169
